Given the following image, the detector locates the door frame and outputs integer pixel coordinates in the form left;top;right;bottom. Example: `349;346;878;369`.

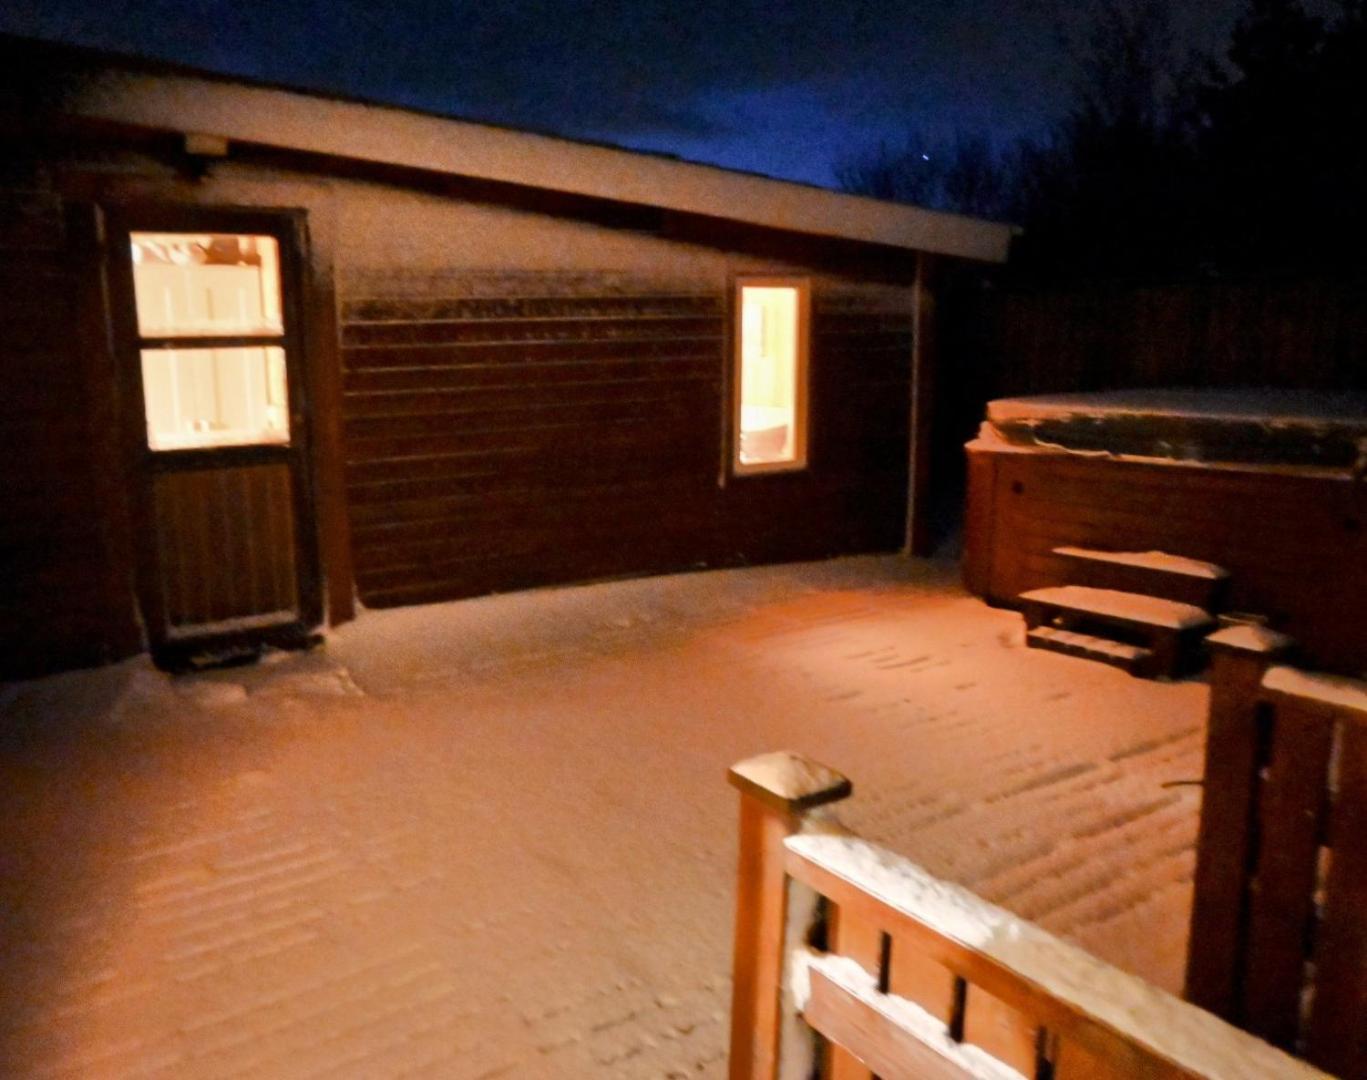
106;203;323;663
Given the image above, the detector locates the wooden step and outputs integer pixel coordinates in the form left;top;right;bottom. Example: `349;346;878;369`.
1053;546;1229;609
1020;586;1215;631
1019;585;1217;679
1027;626;1154;674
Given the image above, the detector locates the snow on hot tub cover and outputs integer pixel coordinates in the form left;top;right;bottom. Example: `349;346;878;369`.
980;388;1367;468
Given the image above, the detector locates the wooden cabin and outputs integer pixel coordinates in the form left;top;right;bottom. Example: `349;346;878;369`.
0;36;1012;678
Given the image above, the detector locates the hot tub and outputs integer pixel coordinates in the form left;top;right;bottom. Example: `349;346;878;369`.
964;388;1367;674
982;388;1367;468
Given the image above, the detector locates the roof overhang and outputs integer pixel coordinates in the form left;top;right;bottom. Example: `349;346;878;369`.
42;46;1014;263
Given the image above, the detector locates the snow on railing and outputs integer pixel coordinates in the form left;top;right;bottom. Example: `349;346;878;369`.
726;750;1332;1080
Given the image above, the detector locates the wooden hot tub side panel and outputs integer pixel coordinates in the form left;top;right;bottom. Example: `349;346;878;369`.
964;444;1367;674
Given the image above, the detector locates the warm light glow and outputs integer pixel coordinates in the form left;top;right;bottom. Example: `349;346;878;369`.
131;232;282;338
141;347;289;450
131;232;290;451
737;283;806;471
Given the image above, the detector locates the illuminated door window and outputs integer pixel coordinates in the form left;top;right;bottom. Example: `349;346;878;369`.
131;232;290;450
735;280;808;473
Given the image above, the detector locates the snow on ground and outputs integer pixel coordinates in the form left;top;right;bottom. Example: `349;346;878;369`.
0;556;1207;1078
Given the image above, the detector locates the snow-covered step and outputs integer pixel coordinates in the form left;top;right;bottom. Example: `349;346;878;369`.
1020;585;1215;631
1026;625;1154;674
1019;585;1218;679
1053;546;1230;609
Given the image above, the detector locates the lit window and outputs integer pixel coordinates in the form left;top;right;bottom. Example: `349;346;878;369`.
140;346;289;450
132;233;282;337
734;280;808;473
131;232;290;450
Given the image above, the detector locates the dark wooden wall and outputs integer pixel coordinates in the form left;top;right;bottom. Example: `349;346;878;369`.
968;275;1367;398
0;189;139;679
340;273;912;608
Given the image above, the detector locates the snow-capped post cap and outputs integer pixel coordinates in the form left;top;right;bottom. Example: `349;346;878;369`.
1205;623;1295;658
728;751;852;815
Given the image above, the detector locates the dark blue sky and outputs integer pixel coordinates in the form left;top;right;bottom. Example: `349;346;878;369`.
0;0;1338;187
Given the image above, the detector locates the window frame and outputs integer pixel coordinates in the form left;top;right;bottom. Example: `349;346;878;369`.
105;202;324;650
129;230;293;453
730;276;811;477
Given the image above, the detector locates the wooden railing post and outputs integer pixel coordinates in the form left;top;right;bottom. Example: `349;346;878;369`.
728;751;852;1080
1260;666;1367;1075
1184;625;1293;1020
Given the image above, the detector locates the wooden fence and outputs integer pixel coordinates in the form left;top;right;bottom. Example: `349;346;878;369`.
958;274;1367;399
726;750;1327;1079
1187;630;1367;1078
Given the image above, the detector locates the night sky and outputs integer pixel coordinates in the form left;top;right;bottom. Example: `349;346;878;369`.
0;0;1340;188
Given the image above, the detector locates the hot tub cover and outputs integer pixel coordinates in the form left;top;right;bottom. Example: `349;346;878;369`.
982;388;1367;468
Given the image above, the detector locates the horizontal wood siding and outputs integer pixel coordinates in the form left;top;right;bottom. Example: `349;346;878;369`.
341;276;911;607
151;464;299;630
0;192;137;679
967;448;1367;673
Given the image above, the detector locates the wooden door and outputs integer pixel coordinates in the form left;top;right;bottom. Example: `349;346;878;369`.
110;207;321;667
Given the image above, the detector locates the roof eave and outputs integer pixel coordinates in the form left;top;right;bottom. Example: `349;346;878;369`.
63;65;1014;263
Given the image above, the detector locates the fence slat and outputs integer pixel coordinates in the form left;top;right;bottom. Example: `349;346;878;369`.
804;962;984;1080
888;931;956;1025
1052;1039;1126;1079
963;987;1041;1077
1304;719;1367;1078
827;904;882;1079
1240;695;1334;1049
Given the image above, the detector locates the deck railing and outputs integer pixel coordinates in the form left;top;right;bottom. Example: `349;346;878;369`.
727;750;1329;1080
1187;629;1367;1078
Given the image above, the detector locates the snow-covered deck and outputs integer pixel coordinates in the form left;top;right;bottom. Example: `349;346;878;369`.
0;556;1206;1078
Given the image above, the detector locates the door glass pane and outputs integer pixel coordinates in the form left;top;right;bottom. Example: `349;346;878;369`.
738;286;800;467
141;345;290;450
131;232;283;337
